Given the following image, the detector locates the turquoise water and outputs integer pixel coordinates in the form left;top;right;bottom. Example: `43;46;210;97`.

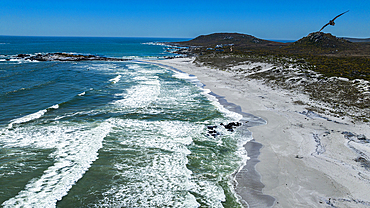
0;36;257;207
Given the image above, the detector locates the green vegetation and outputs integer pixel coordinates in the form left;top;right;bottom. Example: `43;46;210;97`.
175;32;370;121
177;32;370;81
192;54;369;122
304;56;370;80
197;53;369;121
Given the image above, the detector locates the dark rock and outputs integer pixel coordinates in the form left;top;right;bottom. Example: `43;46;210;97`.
16;54;30;58
15;53;131;62
207;125;217;130
208;130;217;134
221;122;242;130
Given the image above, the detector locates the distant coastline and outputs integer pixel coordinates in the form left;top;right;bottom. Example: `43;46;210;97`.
342;37;370;42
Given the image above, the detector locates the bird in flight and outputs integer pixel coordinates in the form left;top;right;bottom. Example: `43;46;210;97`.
319;10;349;32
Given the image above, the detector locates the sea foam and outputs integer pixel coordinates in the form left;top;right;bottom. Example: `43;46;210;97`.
111;65;161;109
113;81;160;109
95;118;199;207
109;74;122;84
78;91;86;96
1;121;112;208
7;104;59;129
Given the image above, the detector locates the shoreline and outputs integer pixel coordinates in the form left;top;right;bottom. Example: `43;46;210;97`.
148;57;370;207
209;91;276;207
145;59;276;207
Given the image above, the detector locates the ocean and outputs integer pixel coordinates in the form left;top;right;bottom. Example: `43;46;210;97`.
0;36;263;207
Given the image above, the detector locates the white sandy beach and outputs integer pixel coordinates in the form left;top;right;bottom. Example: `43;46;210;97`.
149;58;370;208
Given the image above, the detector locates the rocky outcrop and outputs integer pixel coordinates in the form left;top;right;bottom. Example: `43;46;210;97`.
206;122;243;138
221;122;242;132
289;32;354;51
14;53;131;62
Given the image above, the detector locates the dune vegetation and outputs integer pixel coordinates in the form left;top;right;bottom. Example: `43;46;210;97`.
173;32;370;121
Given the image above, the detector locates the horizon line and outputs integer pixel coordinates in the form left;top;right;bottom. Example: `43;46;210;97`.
1;33;369;41
0;34;192;39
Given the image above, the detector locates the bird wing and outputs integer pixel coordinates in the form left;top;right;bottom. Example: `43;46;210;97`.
332;10;349;21
319;22;330;32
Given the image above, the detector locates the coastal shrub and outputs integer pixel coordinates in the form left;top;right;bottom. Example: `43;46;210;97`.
194;53;369;121
186;32;370;121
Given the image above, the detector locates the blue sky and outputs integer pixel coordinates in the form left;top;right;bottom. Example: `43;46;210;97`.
1;0;369;40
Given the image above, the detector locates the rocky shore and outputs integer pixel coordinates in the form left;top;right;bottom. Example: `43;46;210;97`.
11;53;131;62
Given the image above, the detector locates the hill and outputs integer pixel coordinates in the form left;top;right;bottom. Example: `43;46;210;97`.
172;32;370;81
174;32;370;57
283;32;355;54
173;33;286;51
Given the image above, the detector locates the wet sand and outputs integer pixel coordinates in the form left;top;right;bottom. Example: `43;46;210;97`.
148;58;370;208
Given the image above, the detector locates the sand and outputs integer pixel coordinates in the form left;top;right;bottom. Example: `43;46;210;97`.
147;57;370;208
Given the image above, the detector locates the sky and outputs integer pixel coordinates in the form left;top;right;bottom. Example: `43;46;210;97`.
1;0;369;40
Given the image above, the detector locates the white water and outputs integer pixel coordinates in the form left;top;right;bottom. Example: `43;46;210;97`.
1;121;112;208
7;104;59;129
109;74;122;84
